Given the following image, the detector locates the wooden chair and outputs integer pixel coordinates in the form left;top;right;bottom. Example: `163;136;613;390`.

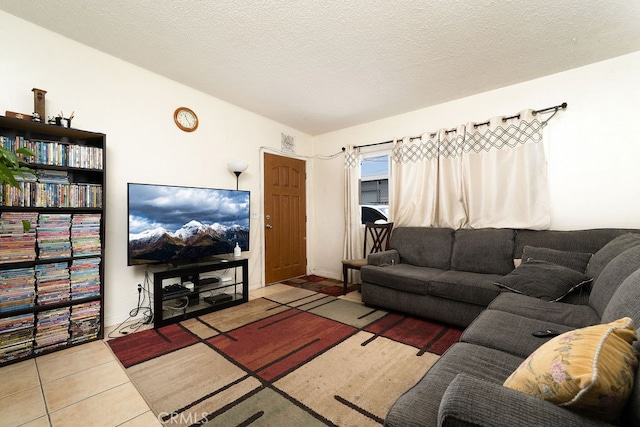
341;222;394;295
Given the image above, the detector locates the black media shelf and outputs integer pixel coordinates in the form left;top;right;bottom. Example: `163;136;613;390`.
152;257;249;328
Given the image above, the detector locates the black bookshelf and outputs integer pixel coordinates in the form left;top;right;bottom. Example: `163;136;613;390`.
0;115;106;366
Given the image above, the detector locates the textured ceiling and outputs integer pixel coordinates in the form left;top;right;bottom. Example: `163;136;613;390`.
1;1;640;135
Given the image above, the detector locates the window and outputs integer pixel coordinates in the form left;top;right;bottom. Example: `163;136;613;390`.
360;152;390;223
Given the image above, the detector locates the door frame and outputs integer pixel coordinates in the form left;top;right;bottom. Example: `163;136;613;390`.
259;149;309;286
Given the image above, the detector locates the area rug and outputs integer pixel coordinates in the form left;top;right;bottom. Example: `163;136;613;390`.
280;274;358;296
107;288;462;426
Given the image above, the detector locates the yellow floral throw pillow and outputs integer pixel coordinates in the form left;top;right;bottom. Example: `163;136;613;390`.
503;317;638;422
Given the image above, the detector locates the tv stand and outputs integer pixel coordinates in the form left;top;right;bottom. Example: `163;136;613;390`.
152;257;248;328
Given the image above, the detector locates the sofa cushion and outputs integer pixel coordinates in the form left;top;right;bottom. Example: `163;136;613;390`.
361;281;485;329
494;260;593;302
503;317;638;423
602;268;640;326
451;228;515;275
589;245;640;318
461;310;576;358
439;374;609;427
515;229;640;258
558;290;590;306
389;227;454;269
586;232;640;280
521;246;592;273
385;342;523;427
360;264;444;295
429;270;503;306
488;293;600;328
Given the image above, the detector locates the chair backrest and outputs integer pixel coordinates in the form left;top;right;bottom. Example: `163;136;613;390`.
363;222;394;258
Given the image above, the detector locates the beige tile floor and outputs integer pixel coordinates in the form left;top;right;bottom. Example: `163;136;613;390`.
0;284;362;427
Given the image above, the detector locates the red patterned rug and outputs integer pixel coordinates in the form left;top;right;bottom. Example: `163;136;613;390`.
365;312;463;356
107;323;198;368
207;308;355;382
107;288;462;426
280;274;358;296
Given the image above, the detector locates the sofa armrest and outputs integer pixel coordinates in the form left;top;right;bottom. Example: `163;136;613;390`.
367;249;399;266
438;374;613;427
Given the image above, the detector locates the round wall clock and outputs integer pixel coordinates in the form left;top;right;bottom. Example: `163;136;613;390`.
174;107;198;132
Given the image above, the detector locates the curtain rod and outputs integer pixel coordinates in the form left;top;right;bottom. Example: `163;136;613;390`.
343;102;567;151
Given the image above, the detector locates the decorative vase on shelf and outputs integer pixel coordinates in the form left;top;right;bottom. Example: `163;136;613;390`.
234;242;241;257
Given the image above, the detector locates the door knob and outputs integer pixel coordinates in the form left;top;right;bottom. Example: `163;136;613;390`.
266;224;273;229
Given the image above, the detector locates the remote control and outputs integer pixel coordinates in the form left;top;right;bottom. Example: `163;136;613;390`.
532;329;560;338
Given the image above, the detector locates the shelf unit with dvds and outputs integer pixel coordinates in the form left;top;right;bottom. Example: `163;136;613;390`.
0;115;105;366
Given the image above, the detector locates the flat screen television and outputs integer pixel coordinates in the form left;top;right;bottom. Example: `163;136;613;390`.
127;183;250;266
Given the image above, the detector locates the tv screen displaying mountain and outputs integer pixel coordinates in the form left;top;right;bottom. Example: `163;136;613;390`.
127;183;250;266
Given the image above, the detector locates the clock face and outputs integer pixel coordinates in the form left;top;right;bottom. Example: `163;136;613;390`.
174;107;198;132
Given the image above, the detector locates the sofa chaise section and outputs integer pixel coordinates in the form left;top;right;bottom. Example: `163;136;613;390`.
384;232;640;426
460;244;640;357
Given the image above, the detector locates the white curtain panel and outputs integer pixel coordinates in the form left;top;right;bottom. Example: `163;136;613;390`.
390;109;550;229
462;109;550;229
391;126;468;228
435;125;467;228
343;145;364;281
391;136;439;226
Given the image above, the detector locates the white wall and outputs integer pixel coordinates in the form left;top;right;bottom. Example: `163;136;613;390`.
0;11;313;326
310;51;640;280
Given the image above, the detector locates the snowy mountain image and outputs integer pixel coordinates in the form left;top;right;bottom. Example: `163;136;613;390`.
127;184;250;265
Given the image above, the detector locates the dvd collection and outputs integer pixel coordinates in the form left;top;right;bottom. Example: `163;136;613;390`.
1;212;101;265
1;135;103;169
0;313;35;362
0;212;102;363
0;212;39;263
37;213;72;259
0;170;102;208
1;135;103;208
0;267;35;313
1;127;104;364
34;307;71;353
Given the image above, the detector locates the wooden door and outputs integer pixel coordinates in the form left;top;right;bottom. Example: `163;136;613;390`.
264;153;307;284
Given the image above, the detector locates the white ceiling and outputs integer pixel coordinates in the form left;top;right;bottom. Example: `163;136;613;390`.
2;1;640;135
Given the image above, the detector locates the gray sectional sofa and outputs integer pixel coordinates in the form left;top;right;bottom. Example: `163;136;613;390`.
359;227;640;426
